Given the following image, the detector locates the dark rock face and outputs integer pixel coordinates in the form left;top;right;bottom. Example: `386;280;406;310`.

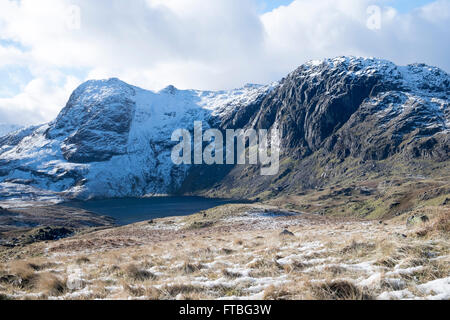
325;92;449;161
183;57;449;197
248;58;448;160
59;102;134;163
256;62;382;154
218;96;268;130
25;226;74;243
46;78;136;163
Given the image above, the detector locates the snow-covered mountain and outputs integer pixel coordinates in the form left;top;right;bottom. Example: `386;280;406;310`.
0;78;274;204
0;57;448;204
0;124;22;137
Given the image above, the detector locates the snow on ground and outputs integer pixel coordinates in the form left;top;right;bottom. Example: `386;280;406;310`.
1;205;448;300
378;277;450;300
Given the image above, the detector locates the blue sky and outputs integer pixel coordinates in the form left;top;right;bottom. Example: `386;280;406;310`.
259;0;436;12
0;0;448;127
384;0;436;12
259;0;293;12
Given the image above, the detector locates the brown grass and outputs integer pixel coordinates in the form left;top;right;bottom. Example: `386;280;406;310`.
263;285;291;300
181;262;205;274
221;248;234;255
416;211;450;238
283;261;308;274
35;273;67;296
222;269;242;279
375;257;398;268
404;260;449;284
124;284;147;297
7;261;40;289
0;199;448;301
76;257;91;264
341;240;376;257
160;284;204;297
309;280;373;300
125;264;156;282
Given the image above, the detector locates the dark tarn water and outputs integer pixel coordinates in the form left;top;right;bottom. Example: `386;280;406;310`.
62;197;241;225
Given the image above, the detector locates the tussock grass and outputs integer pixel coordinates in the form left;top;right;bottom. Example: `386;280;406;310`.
374;257;397;268
322;265;347;276
76;257;91;265
309;280;373;300
341;240;376;257
125;264;156;282
36;273;67;296
7;261;40;289
222;269;242;279
248;258;283;278
0;200;448;300
181;262;205;274
397;257;428;269
187;221;214;230
124;284;147;297
161;284;204;297
263;285;291;300
415;210;450;238
283;261;308;274
212;284;245;298
404;260;449;284
221;248;234;255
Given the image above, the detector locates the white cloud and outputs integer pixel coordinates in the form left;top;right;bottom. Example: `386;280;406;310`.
0;45;29;67
0;0;448;127
261;0;450;74
0;72;80;126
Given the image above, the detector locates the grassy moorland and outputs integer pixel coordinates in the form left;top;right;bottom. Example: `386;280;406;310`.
0;190;448;300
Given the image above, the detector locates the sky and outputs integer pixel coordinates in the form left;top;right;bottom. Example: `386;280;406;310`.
0;0;448;127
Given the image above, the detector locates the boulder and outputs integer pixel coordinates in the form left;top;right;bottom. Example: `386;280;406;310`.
406;215;430;227
280;229;295;237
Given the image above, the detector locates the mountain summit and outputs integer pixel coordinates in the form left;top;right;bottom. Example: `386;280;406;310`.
0;57;448;204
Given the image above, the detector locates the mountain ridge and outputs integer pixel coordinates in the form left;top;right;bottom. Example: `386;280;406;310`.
179;56;449;199
0;56;448;206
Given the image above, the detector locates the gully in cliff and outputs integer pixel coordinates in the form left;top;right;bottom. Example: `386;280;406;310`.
171;121;281;176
